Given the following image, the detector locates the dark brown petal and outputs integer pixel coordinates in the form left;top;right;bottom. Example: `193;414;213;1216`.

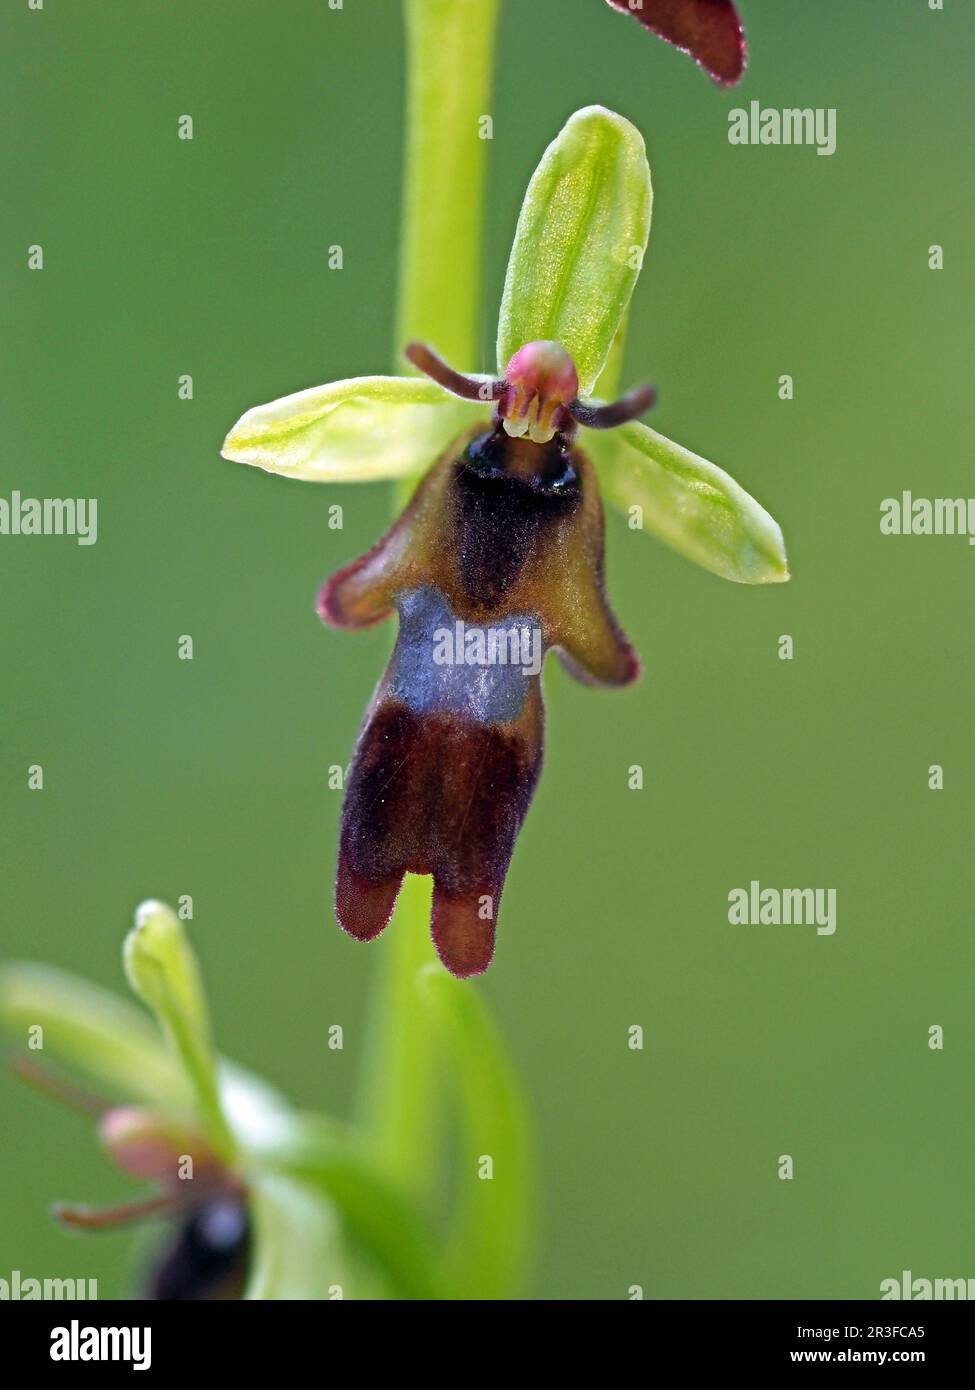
335;701;541;978
604;0;746;86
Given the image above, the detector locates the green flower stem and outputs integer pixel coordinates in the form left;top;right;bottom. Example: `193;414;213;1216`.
395;0;499;370
359;875;439;1193
361;0;501;1200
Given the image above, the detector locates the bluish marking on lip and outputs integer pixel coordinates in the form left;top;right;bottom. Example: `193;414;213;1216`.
387;586;544;723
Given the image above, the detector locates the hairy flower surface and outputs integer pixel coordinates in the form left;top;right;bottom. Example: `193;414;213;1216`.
320;343;649;975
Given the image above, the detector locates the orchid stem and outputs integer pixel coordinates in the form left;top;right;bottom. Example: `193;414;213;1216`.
395;0;500;371
360;0;500;1200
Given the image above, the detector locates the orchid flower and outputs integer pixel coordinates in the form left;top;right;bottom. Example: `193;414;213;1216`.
222;106;788;978
1;900;531;1299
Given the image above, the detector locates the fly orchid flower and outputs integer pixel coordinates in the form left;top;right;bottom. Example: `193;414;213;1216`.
604;0;746;86
1;899;530;1299
221;106;788;978
26;1079;251;1300
2;902;258;1298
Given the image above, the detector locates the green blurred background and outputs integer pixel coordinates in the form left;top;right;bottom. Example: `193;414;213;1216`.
2;0;973;1299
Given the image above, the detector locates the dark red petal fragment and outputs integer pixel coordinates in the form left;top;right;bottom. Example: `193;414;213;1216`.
604;0;746;86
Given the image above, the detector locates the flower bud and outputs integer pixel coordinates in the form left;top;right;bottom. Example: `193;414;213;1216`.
99;1107;220;1188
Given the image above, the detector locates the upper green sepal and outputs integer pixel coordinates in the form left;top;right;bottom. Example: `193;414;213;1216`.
496;106;652;396
594;422;790;585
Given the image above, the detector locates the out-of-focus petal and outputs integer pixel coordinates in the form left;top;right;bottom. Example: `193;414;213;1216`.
124;901;235;1160
260;1113;444;1299
496;106;652;396
221;375;485;483
592;421;789;584
244;1172;348;1300
0;962;188;1110
604;0;746;86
